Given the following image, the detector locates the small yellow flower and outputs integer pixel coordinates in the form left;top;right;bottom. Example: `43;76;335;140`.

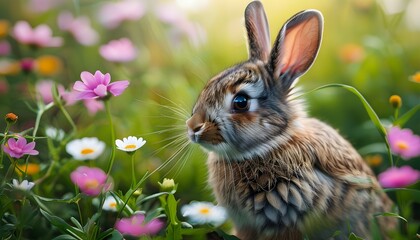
365;154;383;167
389;95;402;108
409;72;420;83
36;55;62;76
16;163;41;176
0;20;9;38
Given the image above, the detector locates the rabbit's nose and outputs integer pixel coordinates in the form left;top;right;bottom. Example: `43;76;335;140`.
186;112;205;143
186;112;205;133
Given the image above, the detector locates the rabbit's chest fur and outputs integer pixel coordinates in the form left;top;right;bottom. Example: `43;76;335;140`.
207;118;387;239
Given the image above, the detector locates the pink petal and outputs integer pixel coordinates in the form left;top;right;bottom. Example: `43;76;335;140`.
108;80;129;96
145;219;164;235
93;71;110;85
13;21;33;43
75;91;98;100
80;71;98;89
47;37;63;47
16;137;28;148
72;80;87;89
93;84;108;97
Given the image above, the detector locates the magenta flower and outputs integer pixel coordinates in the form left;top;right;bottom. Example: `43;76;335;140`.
58;11;99;46
3;137;39;159
115;214;164;237
98;0;146;29
36;80;65;104
70;166;107;196
0;40;11;56
387;127;420;159
99;38;138;63
12;21;62;47
378;166;420;188
73;70;129;100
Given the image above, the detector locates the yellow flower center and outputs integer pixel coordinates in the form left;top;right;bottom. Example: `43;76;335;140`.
84;179;99;190
81;148;94;155
109;202;117;208
199;207;210;215
396;141;409;151
124;144;137;149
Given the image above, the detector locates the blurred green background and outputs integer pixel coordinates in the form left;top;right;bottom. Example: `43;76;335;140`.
0;0;419;205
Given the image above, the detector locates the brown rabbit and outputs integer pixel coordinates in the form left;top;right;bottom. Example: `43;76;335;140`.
186;1;395;239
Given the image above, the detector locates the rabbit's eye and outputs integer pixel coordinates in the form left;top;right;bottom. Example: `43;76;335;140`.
232;94;250;112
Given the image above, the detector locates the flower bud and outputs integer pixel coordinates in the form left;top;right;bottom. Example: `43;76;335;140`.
389;95;402;108
5;112;18;124
158;178;176;191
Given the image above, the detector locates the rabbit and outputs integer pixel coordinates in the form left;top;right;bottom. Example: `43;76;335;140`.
186;1;396;239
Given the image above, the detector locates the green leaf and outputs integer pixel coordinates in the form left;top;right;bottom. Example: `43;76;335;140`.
137;191;170;205
53;235;77;240
394;104;420;127
40;209;85;240
348;232;364;240
97;228;119;240
375;212;408;222
295;84;393;165
70;217;83;230
216;229;241;240
166;194;179;225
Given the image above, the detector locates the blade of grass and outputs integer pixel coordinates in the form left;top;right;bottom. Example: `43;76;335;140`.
293;84;393;165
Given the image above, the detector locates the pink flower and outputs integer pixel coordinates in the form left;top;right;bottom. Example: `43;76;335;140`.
98;0;146;29
27;0;64;13
20;58;35;73
154;4;206;47
387;127;420;159
73;70;129;100
70;166;107;196
58;11;99;46
12;21;63;47
99;38;138;62
84;99;105;115
3;137;39;159
36;80;65;104
115;214;164;237
378;166;420;188
0;40;11;56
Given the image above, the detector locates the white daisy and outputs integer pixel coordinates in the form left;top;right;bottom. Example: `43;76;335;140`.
12;179;35;191
102;195;118;211
181;201;227;227
45;126;65;141
115;136;146;152
66;137;106;160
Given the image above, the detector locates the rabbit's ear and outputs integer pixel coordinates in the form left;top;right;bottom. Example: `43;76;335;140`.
245;1;271;62
270;10;323;90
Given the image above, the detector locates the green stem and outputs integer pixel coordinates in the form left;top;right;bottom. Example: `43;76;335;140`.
394;108;399;122
4;157;17;184
131;153;136;188
0;123;11;168
32;102;54;138
105;101;116;175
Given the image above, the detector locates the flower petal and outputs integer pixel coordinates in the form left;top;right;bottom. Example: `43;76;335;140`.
108;80;129;96
93;84;108;97
80;71;98;89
